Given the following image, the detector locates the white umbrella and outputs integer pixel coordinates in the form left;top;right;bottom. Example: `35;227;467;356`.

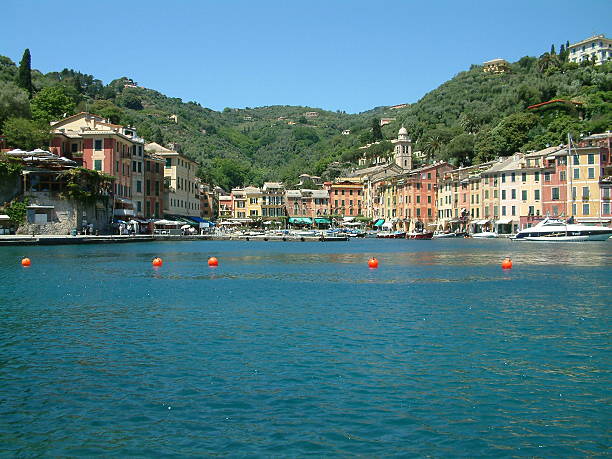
5;149;28;157
31;148;54;157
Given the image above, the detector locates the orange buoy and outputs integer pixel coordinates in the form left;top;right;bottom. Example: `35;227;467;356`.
21;257;31;267
208;256;219;267
368;257;379;269
501;257;513;270
152;257;163;267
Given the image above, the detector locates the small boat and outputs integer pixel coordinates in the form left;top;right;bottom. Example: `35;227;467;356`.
406;231;434;240
472;231;499;238
432;231;467;238
514;218;612;242
377;230;405;239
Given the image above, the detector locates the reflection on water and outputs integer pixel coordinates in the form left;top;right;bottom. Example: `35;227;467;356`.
0;239;610;456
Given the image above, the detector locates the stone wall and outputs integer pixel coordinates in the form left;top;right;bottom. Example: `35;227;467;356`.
16;193;112;235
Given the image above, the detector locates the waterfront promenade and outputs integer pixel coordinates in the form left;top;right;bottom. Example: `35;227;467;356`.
0;233;350;246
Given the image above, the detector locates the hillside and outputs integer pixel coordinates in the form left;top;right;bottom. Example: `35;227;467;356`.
1;50;610;189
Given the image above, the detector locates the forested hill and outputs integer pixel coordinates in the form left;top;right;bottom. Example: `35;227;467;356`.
1;49;610;190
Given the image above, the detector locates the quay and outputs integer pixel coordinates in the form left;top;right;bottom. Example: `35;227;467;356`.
0;234;349;246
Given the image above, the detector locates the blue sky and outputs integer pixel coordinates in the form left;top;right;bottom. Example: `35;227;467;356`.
3;0;610;113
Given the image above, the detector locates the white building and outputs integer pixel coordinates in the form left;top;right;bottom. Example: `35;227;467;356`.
568;34;612;65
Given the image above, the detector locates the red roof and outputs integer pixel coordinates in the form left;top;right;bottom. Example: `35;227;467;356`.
527;99;583;110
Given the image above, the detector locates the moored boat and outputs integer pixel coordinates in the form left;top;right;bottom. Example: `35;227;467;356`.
472;231;499;238
514;218;612;242
407;231;434;240
433;231;467;238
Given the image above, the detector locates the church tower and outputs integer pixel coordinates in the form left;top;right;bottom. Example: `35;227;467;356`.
394;126;412;171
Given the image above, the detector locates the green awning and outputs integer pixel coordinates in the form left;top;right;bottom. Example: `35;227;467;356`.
315;218;331;224
289;217;313;224
373;219;385;227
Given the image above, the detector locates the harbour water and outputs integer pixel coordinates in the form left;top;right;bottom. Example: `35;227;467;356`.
1;239;610;456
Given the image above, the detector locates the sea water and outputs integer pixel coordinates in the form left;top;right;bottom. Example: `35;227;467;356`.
0;239;610;456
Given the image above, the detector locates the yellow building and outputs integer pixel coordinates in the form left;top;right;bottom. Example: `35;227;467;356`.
567;145;604;222
244;186;262;219
145;142;200;218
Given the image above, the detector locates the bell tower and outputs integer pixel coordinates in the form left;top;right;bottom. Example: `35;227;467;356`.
394;126;412;171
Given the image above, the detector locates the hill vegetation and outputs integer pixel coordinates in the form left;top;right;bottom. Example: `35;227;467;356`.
1;44;610;190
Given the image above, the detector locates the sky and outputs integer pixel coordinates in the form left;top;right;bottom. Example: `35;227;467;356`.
3;0;611;113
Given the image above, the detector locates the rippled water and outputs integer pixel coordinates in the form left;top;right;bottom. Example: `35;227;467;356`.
1;239;610;456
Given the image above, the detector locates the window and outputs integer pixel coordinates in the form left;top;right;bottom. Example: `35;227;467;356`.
136;180;142;193
146;161;151;172
165;158;172;167
573;155;580;165
582;203;589;215
494;190;498;199
573;168;579;179
511;206;516;216
534;172;540;182
138;162;142;173
501;173;506;183
603;203;611;215
71;143;78;153
511;172;516;182
137;201;142;212
94;160;102;171
528;206;534;215
603;188;611;199
94;139;103;151
521;172;527;182
501;190;506;200
588;167;595;179
427;173;431;179
588;154;595;164
521;190;527;201
146;201;151;217
132;161;137;172
502;206;506;216
582;187;589;199
155;163;160;173
485;190;489;199
427;196;431;203
511;189;516;199
552;187;560;200
544;172;550;182
534;189;540;200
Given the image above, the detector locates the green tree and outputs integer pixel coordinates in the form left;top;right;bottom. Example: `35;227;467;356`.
421;135;443;163
371;118;383;141
0;81;31;129
30;86;76;122
118;91;143;110
89;99;124;124
3;117;51;150
16;49;33;98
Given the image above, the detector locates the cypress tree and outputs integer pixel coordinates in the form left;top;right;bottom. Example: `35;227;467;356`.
16;48;33;98
371;118;383;141
550;44;556;55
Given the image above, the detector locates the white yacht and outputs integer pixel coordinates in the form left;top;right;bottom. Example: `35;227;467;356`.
514;218;612;242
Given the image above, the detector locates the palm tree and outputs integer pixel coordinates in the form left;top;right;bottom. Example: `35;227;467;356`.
421;136;443;164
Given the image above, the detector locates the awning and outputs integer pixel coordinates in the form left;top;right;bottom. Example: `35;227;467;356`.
373;218;385;227
0;214;10;221
474;219;491;225
495;218;514;225
288;217;313;224
315;218;331;224
342;216;355;222
27;204;54;209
